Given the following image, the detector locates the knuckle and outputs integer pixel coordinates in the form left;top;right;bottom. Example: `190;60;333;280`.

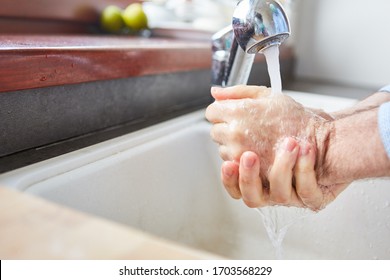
218;150;228;161
270;193;290;205
230;131;245;143
210;126;217;139
225;186;242;200
243;199;261;208
205;105;213;120
296;188;314;200
240;176;251;186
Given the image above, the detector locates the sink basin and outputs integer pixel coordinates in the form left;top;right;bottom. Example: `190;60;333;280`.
1;91;389;259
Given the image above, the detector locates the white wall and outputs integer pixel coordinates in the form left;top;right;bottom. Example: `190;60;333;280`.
293;0;390;89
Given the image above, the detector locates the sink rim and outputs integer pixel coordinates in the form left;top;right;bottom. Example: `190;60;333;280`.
0;90;357;191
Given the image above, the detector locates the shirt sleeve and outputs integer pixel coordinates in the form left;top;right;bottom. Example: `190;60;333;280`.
378;85;390;158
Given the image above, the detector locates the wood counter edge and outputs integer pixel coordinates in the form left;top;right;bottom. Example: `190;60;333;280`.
0;35;295;93
0;187;221;260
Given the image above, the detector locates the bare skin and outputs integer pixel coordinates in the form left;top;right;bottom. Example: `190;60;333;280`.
206;86;390;211
222;137;335;210
205;86;326;184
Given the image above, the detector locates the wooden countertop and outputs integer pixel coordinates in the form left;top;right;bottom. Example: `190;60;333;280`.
0;187;219;259
0;34;212;93
0;34;294;93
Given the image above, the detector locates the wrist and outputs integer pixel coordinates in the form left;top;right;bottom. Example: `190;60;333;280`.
319;108;390;185
312;119;334;184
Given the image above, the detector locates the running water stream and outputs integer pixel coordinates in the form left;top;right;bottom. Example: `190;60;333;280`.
263;45;283;95
256;206;313;259
259;45;314;259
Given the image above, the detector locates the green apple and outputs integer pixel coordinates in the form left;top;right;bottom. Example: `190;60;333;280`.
122;3;148;31
100;5;124;33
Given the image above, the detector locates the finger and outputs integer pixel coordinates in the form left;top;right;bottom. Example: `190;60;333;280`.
211;85;270;100
205;101;237;123
269;137;299;205
239;151;264;208
218;145;244;162
221;161;241;199
218;145;233;161
210;123;229;145
294;141;324;210
205;102;224;124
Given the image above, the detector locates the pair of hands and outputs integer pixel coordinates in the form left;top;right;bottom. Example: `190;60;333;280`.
205;85;348;211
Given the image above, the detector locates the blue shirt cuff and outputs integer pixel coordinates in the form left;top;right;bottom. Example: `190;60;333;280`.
378;102;390;159
379;85;390;93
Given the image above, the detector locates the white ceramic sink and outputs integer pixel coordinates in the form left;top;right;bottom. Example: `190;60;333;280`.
1;91;389;259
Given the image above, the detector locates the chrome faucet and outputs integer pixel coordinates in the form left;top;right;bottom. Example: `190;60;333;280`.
211;0;290;86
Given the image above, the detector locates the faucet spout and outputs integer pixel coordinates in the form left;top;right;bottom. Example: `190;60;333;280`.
211;0;290;87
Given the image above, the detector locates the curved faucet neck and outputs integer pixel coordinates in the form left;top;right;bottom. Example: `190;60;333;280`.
211;0;290;87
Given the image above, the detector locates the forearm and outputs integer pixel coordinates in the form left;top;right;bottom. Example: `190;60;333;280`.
318;107;390;185
307;92;390;122
332;92;390;119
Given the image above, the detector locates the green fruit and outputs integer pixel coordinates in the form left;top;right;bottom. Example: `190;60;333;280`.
100;5;124;33
122;3;148;31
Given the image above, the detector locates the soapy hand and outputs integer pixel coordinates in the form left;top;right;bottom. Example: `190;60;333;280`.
205;85;348;210
205;85;326;184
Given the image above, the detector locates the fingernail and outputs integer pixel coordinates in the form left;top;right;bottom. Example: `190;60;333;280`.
223;165;234;177
299;141;311;156
243;154;256;168
296;141;316;171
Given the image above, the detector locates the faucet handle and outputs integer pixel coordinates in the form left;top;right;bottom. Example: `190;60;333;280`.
233;0;290;54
